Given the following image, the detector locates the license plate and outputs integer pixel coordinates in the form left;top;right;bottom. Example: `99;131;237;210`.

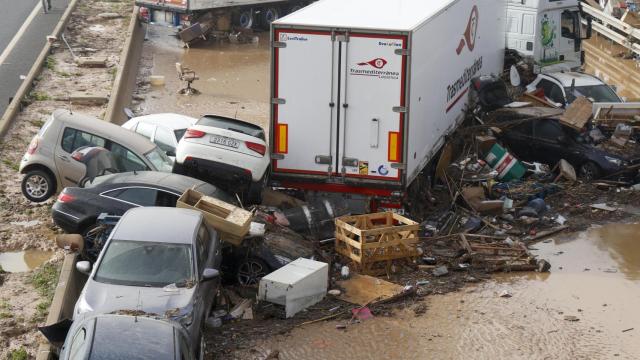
210;135;239;148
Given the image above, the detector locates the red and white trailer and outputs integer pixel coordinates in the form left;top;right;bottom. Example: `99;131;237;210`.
269;0;505;212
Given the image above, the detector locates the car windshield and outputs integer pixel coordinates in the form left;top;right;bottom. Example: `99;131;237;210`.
197;116;266;140
174;128;187;141
94;240;193;287
145;147;174;172
565;85;620;103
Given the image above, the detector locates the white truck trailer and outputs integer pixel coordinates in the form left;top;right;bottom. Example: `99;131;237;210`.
269;0;505;212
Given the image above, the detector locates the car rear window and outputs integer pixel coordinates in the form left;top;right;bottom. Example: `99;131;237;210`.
197;116;265;141
90;317;175;360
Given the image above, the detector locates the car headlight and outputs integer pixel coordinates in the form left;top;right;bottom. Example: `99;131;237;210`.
75;295;93;314
605;156;623;166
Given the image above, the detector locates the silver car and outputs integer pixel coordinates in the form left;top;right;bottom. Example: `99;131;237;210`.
74;207;221;357
19;109;174;202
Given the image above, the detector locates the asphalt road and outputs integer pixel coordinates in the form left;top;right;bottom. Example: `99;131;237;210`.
0;0;71;117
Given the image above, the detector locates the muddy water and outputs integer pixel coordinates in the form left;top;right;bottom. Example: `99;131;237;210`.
0;250;54;272
583;33;640;101
242;224;640;360
137;25;270;130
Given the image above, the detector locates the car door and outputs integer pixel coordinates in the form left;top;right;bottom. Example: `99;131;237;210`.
99;187;160;215
107;143;150;172
502;120;536;161
55;127;108;187
532;119;568;165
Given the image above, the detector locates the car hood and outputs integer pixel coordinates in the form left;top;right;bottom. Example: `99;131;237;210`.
79;280;195;317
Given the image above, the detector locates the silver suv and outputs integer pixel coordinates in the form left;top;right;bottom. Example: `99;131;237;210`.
19;109;174;202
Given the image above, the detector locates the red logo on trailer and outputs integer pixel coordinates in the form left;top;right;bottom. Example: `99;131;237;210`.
357;58;388;69
456;5;479;55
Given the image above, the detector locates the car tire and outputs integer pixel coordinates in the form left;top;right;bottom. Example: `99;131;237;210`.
236;257;270;286
247;171;268;205
579;162;601;181
21;170;54;202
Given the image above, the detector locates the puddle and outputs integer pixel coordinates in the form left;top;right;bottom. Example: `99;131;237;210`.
241;223;640;359
0;250;54;273
135;25;270;131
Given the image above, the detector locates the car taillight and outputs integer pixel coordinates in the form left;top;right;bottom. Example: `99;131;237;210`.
245;141;266;156
57;192;75;203
27;137;39;155
184;129;205;138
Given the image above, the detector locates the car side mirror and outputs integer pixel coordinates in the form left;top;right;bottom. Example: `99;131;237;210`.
201;268;219;282
166;150;176;157
76;261;91;274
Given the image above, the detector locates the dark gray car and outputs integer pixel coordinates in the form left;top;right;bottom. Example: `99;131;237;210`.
59;313;196;360
73;207;221;357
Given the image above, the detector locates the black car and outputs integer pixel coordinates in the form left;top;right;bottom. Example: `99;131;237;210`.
497;117;637;180
52;171;234;234
56;313;199;360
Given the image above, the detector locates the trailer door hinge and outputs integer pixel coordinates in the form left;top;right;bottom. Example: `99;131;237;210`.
394;49;409;56
272;41;287;48
392;106;407;113
391;163;406;170
315;155;332;165
271;98;286;105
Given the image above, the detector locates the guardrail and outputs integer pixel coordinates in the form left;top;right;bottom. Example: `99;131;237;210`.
581;2;640;55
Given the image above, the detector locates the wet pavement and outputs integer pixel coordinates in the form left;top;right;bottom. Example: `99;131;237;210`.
239;224;640;360
0;249;54;272
133;25;270;131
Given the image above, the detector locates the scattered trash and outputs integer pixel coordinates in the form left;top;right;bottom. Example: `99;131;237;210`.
432;265;449;277
10;220;41;228
351;307;374;321
337;274;408;306
591;203;618;212
499;290;512;298
564;315;580;322
328;289;341;296
622;328;634;333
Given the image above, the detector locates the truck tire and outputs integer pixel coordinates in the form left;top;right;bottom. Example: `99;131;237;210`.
21;169;55;202
237;10;253;29
262;7;280;26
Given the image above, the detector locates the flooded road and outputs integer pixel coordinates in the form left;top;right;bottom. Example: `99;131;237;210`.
241;224;640;360
135;25;270;130
0;250;54;272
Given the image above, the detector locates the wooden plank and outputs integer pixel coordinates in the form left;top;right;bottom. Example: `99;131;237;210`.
336;274;405;306
559;96;593;130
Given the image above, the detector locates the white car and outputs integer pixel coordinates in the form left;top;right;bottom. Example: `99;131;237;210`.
176;115;270;203
526;71;622;108
122;113;197;159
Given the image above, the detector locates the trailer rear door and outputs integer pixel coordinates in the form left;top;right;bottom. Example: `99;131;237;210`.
272;29;407;183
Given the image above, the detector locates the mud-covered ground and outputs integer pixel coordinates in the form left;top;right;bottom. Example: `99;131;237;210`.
0;0;132;357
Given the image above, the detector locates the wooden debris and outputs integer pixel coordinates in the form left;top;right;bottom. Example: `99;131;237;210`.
559;96;592;130
75;56;107;68
336;274;406;306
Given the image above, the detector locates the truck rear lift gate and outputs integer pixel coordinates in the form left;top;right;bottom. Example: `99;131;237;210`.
272;29;408;185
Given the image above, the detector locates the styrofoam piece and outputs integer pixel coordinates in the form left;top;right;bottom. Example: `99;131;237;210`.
258;258;328;318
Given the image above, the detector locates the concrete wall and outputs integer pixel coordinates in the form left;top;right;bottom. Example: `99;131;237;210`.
104;7;146;125
36;254;87;360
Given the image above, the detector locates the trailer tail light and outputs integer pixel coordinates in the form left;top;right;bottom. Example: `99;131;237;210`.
27;137;39;155
246;141;266;156
388;132;400;162
275;124;288;154
57;192;75;203
184;129;205;138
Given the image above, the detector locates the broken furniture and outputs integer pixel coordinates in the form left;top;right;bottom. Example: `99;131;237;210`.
258;258;328;318
177;188;252;245
335;212;420;275
176;62;200;95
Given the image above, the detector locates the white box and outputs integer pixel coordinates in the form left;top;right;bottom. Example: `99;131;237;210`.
258;258;328;318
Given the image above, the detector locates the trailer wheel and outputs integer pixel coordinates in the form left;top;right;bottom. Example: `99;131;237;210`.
237;10;254;29
262;7;280;26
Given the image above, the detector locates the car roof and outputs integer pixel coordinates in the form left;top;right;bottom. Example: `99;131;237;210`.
87;314;177;360
112;207;202;244
128;113;198;130
543;72;604;87
52;109;156;154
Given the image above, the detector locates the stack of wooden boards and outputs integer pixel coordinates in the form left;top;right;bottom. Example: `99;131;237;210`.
177;188;252;246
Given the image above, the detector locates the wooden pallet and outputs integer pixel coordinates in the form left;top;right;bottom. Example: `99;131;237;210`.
177;188;252;246
335;212;420;275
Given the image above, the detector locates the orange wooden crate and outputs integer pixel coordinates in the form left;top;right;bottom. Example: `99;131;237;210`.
335;212;420;275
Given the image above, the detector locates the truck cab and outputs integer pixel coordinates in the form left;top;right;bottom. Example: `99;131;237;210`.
505;0;588;72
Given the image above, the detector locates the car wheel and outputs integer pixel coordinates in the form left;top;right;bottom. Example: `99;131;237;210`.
579;162;601;181
236;257;269;286
247;171;268;205
21;170;54;202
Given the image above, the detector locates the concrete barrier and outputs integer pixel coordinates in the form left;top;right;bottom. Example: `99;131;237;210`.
35;253;87;360
104;7;145;125
0;0;80;138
